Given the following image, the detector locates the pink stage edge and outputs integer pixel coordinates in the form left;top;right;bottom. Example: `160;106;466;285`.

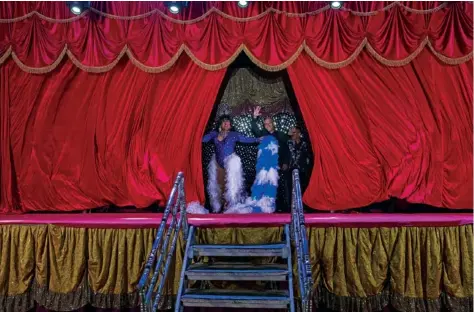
0;213;472;229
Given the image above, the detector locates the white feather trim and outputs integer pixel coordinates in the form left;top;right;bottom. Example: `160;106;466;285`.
255;196;276;213
186;201;209;214
207;154;221;213
224;204;253;214
223;153;244;208
224;196;275;214
255;167;279;186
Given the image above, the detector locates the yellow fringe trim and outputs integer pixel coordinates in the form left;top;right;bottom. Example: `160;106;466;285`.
0;10;87;24
304;38;367;69
126;45;185;73
427;41;473;65
365;37;429;67
10;46;68;74
66;45;128;73
0;39;472;73
341;1;448;16
0;2;459;24
242;43;305;72
0;46;12;64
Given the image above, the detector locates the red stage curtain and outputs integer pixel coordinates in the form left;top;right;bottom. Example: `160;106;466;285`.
288;49;473;210
0;2;472;212
0;2;472;72
0;56;225;213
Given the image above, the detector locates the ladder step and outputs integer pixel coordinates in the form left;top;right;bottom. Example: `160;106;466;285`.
191;243;287;257
185;262;288;281
181;289;290;309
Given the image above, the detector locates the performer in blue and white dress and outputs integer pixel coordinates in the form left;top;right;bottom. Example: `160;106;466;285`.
201;115;260;213
225;135;280;214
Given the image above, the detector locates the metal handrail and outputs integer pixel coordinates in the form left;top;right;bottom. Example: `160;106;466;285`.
138;172;188;312
290;170;313;312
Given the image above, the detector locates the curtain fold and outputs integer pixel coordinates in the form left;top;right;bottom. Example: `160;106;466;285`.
0;224;471;312
287;49;473;210
0;2;472;72
0;56;225;213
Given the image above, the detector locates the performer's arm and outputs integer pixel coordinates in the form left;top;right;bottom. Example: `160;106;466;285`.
251;118;265;137
202;131;217;143
303;142;313;169
236;132;260;144
279;133;291;167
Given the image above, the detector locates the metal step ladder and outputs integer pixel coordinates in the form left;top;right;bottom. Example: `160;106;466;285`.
138;170;312;312
174;224;295;311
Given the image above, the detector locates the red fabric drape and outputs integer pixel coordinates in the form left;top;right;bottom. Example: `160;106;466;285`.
0;56;225;213
0;2;472;212
288;49;473;210
0;2;472;71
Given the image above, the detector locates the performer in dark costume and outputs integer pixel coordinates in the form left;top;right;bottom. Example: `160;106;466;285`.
251;106;291;212
287;126;312;193
202;115;260;213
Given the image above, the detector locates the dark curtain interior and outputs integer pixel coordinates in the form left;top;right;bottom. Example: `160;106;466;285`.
201;53;313;209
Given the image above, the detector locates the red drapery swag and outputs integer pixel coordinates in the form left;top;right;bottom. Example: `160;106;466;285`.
0;2;472;212
0;2;472;71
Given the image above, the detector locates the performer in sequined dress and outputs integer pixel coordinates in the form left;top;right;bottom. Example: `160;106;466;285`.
202;115;260;213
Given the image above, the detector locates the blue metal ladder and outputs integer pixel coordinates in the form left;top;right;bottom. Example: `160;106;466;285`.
174;224;295;311
138;170;312;312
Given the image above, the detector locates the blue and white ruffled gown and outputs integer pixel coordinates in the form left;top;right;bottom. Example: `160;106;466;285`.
225;135;279;214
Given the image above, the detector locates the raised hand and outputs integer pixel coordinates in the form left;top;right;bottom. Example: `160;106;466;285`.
253;106;262;118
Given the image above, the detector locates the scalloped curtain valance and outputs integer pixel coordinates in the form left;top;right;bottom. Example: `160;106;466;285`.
0;1;472;73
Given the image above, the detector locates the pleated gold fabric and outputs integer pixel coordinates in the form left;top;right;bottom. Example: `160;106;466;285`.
0;224;471;312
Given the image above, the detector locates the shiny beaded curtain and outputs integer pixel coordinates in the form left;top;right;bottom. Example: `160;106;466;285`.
202;66;307;202
217;67;294;117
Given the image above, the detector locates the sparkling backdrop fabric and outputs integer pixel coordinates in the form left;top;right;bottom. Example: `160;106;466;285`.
218;68;293;117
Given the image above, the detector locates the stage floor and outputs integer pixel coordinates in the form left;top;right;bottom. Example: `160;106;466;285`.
0;213;471;228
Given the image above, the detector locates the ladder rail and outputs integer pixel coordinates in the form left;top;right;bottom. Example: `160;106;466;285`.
284;224;296;312
138;172;188;312
291;169;314;312
137;173;183;290
152;206;185;311
291;179;306;310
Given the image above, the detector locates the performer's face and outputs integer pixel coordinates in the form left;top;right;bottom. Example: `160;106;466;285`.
264;118;275;132
221;120;231;131
290;127;301;140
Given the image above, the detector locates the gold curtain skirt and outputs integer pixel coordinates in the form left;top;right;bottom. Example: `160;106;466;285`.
0;224;471;312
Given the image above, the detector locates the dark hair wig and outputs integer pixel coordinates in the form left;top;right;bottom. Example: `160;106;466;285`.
216;115;233;131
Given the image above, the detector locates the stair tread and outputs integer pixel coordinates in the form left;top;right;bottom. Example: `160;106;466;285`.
193;243;285;249
183;289;289;300
187;262;287;273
